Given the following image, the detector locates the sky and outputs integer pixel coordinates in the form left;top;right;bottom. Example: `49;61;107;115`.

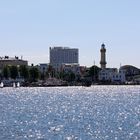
0;0;140;68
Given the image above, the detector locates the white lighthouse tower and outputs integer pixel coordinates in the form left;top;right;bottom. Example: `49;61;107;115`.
100;43;107;69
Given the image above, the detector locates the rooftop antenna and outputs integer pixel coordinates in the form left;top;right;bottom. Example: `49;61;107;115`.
94;60;95;66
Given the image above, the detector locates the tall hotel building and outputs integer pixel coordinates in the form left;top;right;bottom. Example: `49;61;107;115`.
49;47;79;69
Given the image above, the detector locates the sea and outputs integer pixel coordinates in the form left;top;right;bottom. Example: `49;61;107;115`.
0;86;139;140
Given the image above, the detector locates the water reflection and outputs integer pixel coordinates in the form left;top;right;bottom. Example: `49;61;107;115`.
0;86;139;139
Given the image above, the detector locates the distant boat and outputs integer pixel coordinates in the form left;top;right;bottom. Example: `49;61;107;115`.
0;82;4;88
13;82;20;88
13;82;16;87
17;82;20;87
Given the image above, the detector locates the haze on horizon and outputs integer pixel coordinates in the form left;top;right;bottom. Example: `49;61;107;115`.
0;0;140;68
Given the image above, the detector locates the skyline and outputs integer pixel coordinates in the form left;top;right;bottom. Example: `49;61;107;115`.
0;0;140;68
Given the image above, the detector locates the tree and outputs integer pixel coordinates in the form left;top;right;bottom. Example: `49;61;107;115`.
69;72;76;82
19;65;29;80
29;67;40;82
47;65;55;78
3;66;10;79
59;71;65;80
89;65;101;81
40;66;47;80
9;66;18;79
63;72;76;82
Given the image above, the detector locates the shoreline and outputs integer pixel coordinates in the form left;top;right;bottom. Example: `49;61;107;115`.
1;83;140;88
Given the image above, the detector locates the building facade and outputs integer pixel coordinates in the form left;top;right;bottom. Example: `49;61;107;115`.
120;65;140;76
50;47;79;70
38;63;49;74
98;68;126;83
0;56;28;70
61;63;85;76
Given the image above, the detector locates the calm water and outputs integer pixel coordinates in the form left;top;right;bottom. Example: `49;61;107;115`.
0;86;139;140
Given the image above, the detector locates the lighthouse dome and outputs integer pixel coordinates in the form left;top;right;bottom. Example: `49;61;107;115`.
101;43;106;49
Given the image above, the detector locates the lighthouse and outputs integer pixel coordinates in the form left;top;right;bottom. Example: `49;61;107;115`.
100;43;107;69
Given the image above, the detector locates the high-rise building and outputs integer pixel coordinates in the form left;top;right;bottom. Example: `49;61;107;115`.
49;47;79;69
100;43;107;69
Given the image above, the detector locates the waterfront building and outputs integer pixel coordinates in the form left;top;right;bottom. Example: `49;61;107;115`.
98;68;126;83
120;65;140;83
0;56;28;70
38;63;49;74
0;56;27;84
61;63;85;76
100;43;107;69
49;47;79;70
120;65;140;76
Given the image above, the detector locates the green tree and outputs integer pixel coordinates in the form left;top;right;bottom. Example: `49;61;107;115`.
69;72;76;82
63;72;75;82
59;71;65;79
9;66;18;79
3;66;10;79
89;65;101;81
29;67;40;82
19;65;29;80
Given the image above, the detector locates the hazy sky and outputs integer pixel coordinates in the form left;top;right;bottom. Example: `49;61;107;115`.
0;0;140;68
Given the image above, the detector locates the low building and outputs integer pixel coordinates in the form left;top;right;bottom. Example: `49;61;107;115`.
120;65;140;76
120;65;140;82
0;56;28;70
99;68;125;83
61;63;85;75
38;63;49;74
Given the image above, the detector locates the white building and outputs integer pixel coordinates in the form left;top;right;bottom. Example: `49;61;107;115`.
50;47;79;70
99;68;126;83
